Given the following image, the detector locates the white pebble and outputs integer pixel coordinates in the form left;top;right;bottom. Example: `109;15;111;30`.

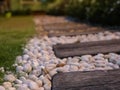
7;87;16;90
17;84;30;90
23;63;32;73
0;86;5;90
3;82;12;89
116;60;120;65
28;75;38;81
49;69;57;77
15;79;22;84
23;54;29;60
57;65;70;72
35;80;43;87
69;65;79;71
4;74;16;82
30;69;41;77
43;84;51;90
16;66;23;72
81;55;92;62
45;63;56;71
28;81;39;90
39;87;44;90
40;75;51;85
0;67;4;73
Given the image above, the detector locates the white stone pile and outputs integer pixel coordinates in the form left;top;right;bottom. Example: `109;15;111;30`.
1;31;120;90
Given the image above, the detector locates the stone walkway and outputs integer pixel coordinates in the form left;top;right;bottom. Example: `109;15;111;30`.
33;15;119;37
0;15;120;90
34;15;70;37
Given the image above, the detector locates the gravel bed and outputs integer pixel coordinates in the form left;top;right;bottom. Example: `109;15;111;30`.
1;31;120;90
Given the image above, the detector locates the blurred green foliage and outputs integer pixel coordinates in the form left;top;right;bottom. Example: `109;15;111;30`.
66;0;120;25
43;0;68;15
43;0;120;25
10;0;41;15
9;0;120;25
11;0;20;11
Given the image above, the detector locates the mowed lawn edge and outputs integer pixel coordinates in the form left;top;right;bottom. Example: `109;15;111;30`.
0;16;35;83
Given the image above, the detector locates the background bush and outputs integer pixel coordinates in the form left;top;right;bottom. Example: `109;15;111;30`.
69;0;120;25
7;0;120;25
42;0;68;15
10;0;41;15
44;0;120;25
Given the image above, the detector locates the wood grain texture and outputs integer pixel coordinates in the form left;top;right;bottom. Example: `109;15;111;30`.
43;23;88;31
52;69;120;90
48;29;104;37
53;39;120;58
42;22;107;37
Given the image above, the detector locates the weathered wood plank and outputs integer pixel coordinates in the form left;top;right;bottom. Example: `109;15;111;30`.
35;16;80;25
53;39;120;58
54;39;120;49
43;23;88;31
48;28;105;37
42;21;107;37
52;69;120;90
48;30;104;37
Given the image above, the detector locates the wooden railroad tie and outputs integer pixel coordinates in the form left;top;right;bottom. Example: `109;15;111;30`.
52;69;120;90
42;22;108;37
43;23;88;31
53;39;120;58
48;29;105;37
36;16;79;25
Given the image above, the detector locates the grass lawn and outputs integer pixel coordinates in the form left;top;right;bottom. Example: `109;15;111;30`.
0;16;35;83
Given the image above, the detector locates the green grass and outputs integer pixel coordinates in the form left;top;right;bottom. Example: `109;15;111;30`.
0;16;35;83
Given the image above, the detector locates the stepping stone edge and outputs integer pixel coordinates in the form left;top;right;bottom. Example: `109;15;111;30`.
52;69;120;90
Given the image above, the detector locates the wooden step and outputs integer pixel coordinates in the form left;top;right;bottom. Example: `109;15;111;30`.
53;39;120;58
42;22;106;37
52;69;120;90
43;23;88;31
48;29;104;37
47;27;105;37
35;16;79;25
